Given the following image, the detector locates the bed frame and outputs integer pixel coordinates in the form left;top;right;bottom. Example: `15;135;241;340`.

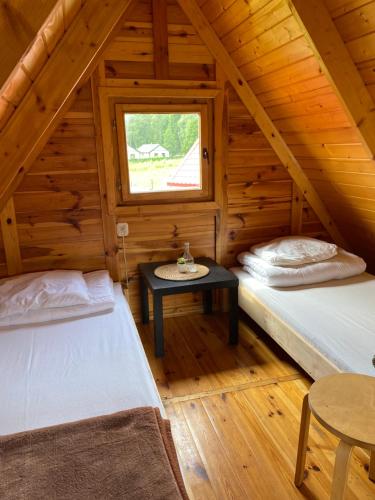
238;289;341;381
239;285;375;468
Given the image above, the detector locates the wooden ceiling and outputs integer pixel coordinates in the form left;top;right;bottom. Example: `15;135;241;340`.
0;0;374;262
190;0;375;262
0;0;134;214
0;0;58;87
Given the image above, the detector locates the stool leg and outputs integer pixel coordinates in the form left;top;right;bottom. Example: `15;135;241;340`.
295;393;311;487
369;450;375;482
331;440;353;500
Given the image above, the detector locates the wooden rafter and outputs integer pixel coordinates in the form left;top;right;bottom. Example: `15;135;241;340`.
176;0;347;247
289;0;375;160
152;0;169;79
91;72;120;281
0;197;22;275
0;0;134;213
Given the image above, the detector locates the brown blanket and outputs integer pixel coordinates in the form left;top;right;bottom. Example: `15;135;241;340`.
0;407;189;500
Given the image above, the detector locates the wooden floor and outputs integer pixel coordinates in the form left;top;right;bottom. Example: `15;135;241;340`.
138;312;375;500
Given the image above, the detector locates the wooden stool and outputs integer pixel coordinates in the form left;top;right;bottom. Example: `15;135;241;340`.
295;373;375;499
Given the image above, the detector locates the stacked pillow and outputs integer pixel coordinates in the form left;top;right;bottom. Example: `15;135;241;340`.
237;236;366;287
0;269;115;327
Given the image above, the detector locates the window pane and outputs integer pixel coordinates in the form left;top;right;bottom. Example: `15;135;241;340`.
124;113;201;194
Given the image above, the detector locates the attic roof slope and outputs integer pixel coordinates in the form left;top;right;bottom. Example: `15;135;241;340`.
0;0;58;88
0;0;134;213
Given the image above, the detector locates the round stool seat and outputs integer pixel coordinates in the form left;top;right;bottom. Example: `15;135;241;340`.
309;373;375;449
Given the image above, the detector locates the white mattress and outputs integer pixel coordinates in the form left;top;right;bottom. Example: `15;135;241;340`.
233;268;375;377
0;284;163;435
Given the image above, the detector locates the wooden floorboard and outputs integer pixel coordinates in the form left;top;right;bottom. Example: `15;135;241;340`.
138;313;375;499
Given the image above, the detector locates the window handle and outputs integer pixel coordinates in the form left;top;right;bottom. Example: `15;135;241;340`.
202;147;209;163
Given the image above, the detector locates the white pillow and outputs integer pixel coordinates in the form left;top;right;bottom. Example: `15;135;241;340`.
0;270;115;327
84;270;115;304
250;236;338;266
238;249;366;287
0;270;90;318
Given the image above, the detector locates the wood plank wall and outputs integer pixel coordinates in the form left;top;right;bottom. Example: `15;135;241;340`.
0;0;326;320
326;0;375;103
0;229;6;276
198;0;375;268
103;0;215;81
323;0;375;263
95;0;323;319
6;82;107;275
99;0;217;320
224;85;326;268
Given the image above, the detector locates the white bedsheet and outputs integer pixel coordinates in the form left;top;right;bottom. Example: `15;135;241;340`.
232;268;375;376
0;284;163;435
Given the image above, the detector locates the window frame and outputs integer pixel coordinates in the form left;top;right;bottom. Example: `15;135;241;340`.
115;103;210;203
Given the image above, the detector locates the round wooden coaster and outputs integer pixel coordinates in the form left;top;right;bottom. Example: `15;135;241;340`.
154;263;210;281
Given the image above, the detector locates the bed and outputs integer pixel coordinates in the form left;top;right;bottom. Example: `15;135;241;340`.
0;277;189;499
0;283;164;436
232;268;375;380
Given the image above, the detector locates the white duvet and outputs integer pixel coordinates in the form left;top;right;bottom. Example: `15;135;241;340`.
238;249;366;287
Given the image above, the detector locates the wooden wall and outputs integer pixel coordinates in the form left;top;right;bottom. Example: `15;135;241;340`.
224;85;326;268
0;0;351;321
92;0;318;319
0;230;6;276
97;0;217;319
324;0;375;263
326;0;375;102
0;82;107;276
198;0;375;268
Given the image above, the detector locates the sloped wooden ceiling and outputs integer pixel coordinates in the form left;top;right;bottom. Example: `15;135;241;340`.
0;0;81;133
290;0;375;159
0;0;374;276
0;0;135;213
0;0;326;318
0;0;58;87
187;0;375;266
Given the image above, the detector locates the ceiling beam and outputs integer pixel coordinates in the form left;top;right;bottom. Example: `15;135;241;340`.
176;0;347;248
152;0;169;79
0;0;134;212
0;197;22;275
289;0;375;160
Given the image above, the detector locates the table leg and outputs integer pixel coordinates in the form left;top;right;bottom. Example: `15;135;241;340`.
294;394;311;487
140;276;149;324
203;289;213;314
228;286;238;344
153;293;164;357
331;440;353;500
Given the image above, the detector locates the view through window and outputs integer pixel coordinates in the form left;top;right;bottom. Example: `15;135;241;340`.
123;112;202;194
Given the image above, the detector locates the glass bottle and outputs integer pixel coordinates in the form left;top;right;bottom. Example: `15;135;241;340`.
183;242;195;272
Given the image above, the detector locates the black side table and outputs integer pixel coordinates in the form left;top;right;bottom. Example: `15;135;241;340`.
139;257;239;357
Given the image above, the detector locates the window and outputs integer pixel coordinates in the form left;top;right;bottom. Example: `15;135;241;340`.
115;104;210;203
